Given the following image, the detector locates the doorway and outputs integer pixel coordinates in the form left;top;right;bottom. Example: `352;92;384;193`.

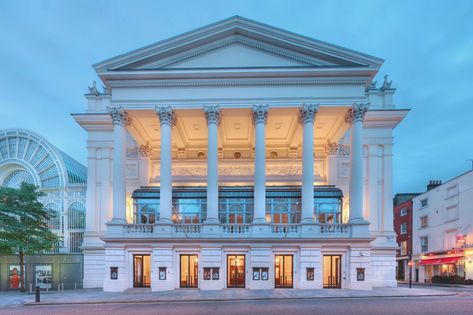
227;255;245;288
180;254;198;288
133;255;151;287
275;255;293;288
323;255;341;288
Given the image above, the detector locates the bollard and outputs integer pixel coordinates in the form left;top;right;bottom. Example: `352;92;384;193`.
35;286;40;303
74;282;77;290
61;283;64;291
46;286;48;293
58;283;60;292
29;283;32;294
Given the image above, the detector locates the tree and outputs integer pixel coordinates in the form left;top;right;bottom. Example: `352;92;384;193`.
0;183;59;292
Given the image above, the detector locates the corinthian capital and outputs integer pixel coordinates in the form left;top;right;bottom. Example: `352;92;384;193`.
252;104;269;125
325;140;339;156
203;105;221;125
345;103;369;124
107;106;131;127
156;106;176;126
138;142;152;158
298;104;319;125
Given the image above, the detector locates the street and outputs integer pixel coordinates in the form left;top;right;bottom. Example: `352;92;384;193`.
1;295;473;315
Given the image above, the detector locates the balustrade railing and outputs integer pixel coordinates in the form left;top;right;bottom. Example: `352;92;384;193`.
126;224;154;233
320;224;349;234
271;224;300;234
174;224;201;234
221;224;251;234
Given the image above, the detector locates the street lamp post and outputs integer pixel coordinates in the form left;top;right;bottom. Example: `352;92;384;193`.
408;251;413;289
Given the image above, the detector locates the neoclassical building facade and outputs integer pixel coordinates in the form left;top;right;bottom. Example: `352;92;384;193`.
74;16;407;291
0;128;86;289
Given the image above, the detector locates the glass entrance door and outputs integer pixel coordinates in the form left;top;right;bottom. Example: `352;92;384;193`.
133;255;151;287
323;255;341;288
180;255;198;288
227;255;245;288
275;255;293;288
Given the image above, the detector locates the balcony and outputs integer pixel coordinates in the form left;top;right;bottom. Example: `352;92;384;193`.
105;222;358;240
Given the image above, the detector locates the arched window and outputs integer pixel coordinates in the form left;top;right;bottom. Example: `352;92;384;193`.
68;202;85;230
45;203;60;230
2;169;34;188
228;204;245;224
139;205;156;224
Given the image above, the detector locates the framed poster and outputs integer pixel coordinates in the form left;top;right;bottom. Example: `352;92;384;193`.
306;268;315;281
9;265;23;289
356;268;365;281
252;268;260;280
110;267;118;280
204;268;211;280
35;265;52;289
261;268;269;281
159;267;166;280
212;268;219;280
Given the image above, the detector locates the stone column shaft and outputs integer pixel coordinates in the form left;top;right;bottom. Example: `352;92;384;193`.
253;105;269;224
204;105;221;224
156;106;174;224
346;103;369;223
300;104;319;223
108;107;130;223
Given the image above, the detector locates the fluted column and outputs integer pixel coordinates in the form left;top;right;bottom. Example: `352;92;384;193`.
108;106;130;223
156;106;175;224
345;103;369;223
299;104;319;223
252;105;269;224
204;105;221;224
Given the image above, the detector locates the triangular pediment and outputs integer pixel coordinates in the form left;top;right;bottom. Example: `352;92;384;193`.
94;16;383;73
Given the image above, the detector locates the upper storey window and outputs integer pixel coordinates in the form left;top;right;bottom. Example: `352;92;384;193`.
420;198;428;208
400;208;408;216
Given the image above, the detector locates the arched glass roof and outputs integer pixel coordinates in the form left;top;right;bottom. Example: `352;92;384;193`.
0;129;86;188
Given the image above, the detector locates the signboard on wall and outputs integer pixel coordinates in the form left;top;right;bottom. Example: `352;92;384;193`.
9;265;23;289
35;265;52;289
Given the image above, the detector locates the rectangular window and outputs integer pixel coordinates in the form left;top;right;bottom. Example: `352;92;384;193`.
420;216;428;228
401;241;407;256
445;230;457;250
421;199;428;207
400;240;408;256
420;236;428;252
400;223;407;235
446;205;459;221
446;185;458;198
400;208;408;216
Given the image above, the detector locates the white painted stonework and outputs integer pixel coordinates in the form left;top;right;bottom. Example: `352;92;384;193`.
73;16;407;291
412;171;473;282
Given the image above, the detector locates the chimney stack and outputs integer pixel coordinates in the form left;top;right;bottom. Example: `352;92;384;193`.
427;180;442;191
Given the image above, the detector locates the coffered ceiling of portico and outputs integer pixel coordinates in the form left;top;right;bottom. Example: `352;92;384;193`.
126;106;348;159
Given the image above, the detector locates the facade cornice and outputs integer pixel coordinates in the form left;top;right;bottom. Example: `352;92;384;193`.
108;76;369;88
363;109;409;128
99;67;376;83
71;113;113;131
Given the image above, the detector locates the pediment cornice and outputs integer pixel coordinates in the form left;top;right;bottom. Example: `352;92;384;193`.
93;16;384;74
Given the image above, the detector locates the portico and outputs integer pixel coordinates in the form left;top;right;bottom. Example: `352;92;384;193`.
73;16;408;292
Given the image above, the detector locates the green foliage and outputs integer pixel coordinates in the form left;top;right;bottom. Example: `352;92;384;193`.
0;183;59;256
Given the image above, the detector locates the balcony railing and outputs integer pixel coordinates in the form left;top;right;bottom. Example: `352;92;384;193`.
109;222;361;240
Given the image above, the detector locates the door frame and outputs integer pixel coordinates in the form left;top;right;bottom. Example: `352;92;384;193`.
227;254;246;288
133;254;151;288
179;254;199;288
323;254;342;289
274;254;293;288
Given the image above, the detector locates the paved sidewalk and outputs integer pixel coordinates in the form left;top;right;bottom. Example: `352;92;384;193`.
0;286;458;307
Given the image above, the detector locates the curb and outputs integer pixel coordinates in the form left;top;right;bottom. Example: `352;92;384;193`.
22;293;458;306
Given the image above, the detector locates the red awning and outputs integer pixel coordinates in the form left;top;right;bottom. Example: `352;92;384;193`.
419;256;461;265
418;259;440;266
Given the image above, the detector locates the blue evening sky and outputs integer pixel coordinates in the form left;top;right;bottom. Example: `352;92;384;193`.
0;0;472;194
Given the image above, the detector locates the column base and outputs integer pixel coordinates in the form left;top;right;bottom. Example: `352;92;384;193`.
157;218;173;224
204;218;220;225
252;218;268;224
300;217;316;224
